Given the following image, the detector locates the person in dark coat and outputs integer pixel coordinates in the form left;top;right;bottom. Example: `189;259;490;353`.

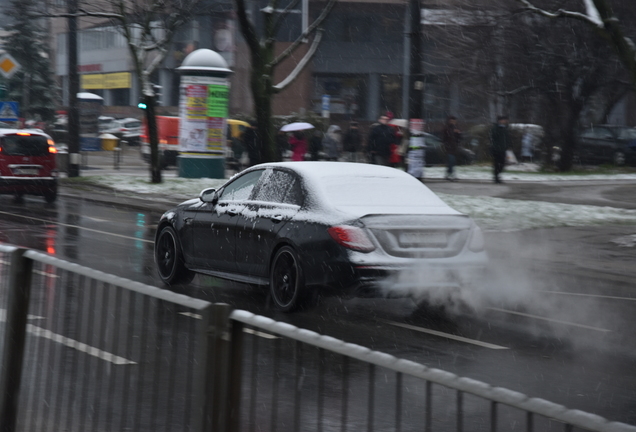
243;123;260;167
490;115;512;183
343;122;362;162
309;130;323;161
368;115;396;166
442;116;461;181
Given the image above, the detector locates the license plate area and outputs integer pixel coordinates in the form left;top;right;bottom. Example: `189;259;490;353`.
398;231;447;247
12;168;40;175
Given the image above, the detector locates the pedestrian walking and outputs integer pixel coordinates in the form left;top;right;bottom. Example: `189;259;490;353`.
289;131;307;162
343;122;362;162
521;131;534;163
322;125;342;161
490;115;512;183
309;129;323;161
442;116;461;181
243;123;260;167
368;114;396;166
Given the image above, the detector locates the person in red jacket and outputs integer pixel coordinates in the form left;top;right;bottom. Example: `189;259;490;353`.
289;131;307;161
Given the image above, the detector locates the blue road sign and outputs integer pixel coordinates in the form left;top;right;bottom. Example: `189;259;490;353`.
0;101;19;122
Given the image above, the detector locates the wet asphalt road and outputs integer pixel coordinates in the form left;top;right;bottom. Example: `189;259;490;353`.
1;178;636;426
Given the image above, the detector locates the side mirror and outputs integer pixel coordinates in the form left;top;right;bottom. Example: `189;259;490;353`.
199;188;218;204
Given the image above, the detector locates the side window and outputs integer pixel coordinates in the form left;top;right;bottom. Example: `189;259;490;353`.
580;129;596;139
253;169;304;205
218;169;264;201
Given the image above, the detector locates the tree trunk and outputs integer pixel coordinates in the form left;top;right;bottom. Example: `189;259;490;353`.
145;94;162;183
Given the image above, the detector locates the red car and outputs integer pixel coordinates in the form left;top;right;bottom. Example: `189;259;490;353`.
0;129;58;203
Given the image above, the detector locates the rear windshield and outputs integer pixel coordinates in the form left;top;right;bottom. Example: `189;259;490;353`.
1;135;49;156
616;128;636;140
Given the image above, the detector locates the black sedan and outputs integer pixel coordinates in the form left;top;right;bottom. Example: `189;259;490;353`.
154;162;488;311
576;125;636;166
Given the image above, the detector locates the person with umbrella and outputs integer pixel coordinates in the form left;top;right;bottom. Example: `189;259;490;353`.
280;122;315;162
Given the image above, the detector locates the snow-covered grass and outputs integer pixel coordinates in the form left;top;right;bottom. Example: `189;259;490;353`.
426;164;636;182
438;193;636;232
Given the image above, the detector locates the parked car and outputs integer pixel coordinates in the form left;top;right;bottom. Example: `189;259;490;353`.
106;117;142;145
154;162;487;311
421;132;475;166
0;128;58;203
98;116;117;133
576;125;636;166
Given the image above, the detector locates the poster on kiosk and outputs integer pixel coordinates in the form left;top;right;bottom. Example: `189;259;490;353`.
179;76;229;155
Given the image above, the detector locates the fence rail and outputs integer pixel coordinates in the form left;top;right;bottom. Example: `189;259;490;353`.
0;244;635;432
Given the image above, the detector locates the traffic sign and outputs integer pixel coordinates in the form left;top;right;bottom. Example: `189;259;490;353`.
0;53;21;79
321;94;330;118
0;101;19;121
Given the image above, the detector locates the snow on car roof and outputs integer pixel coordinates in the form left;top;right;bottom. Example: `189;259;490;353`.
260;162;461;217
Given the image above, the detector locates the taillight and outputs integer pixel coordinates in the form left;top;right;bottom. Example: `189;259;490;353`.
327;226;375;253
48;146;58;154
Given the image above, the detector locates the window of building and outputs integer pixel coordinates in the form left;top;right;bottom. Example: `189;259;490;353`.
312;75;366;118
112;88;130;106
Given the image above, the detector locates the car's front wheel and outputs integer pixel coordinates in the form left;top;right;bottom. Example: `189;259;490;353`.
269;246;307;312
155;226;195;285
613;151;626;166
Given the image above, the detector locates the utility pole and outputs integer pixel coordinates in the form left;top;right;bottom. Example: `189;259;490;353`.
408;0;423;122
67;0;80;177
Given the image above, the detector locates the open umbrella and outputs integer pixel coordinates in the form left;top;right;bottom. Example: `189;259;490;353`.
389;119;408;128
280;122;315;132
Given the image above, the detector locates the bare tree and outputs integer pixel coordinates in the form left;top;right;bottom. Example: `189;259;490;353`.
48;0;204;183
235;0;337;163
421;0;631;170
516;0;636;87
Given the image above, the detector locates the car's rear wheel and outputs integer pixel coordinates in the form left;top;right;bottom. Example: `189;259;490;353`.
155;226;195;285
270;246;307;312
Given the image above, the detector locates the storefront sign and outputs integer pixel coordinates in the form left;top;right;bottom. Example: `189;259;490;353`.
81;72;132;90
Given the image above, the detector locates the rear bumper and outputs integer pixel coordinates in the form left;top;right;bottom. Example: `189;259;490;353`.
0;177;57;195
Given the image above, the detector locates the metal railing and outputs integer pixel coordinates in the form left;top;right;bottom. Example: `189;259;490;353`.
1;243;635;432
0;245;214;432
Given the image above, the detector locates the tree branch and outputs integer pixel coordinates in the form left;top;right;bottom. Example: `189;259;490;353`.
235;0;261;54
516;0;603;27
270;0;336;67
517;0;636;87
273;29;322;92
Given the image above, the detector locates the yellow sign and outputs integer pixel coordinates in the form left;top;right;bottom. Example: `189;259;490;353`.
0;53;21;79
81;74;104;89
104;72;131;89
81;72;132;90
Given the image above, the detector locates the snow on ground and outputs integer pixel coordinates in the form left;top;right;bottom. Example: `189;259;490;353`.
425;164;636;181
78;173;636;233
437;193;636;232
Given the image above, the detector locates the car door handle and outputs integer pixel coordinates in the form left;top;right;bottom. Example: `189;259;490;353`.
227;209;239;216
183;217;193;225
271;215;284;223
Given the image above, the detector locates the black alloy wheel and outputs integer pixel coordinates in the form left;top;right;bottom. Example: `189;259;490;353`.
155;226;194;285
44;189;57;203
270;246;306;312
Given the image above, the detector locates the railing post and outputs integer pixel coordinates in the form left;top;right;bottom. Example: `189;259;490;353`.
227;314;243;432
193;303;235;432
0;248;33;432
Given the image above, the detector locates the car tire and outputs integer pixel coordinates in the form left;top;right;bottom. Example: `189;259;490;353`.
613;151;626;166
269;246;308;312
155;226;195;285
44;189;57;203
